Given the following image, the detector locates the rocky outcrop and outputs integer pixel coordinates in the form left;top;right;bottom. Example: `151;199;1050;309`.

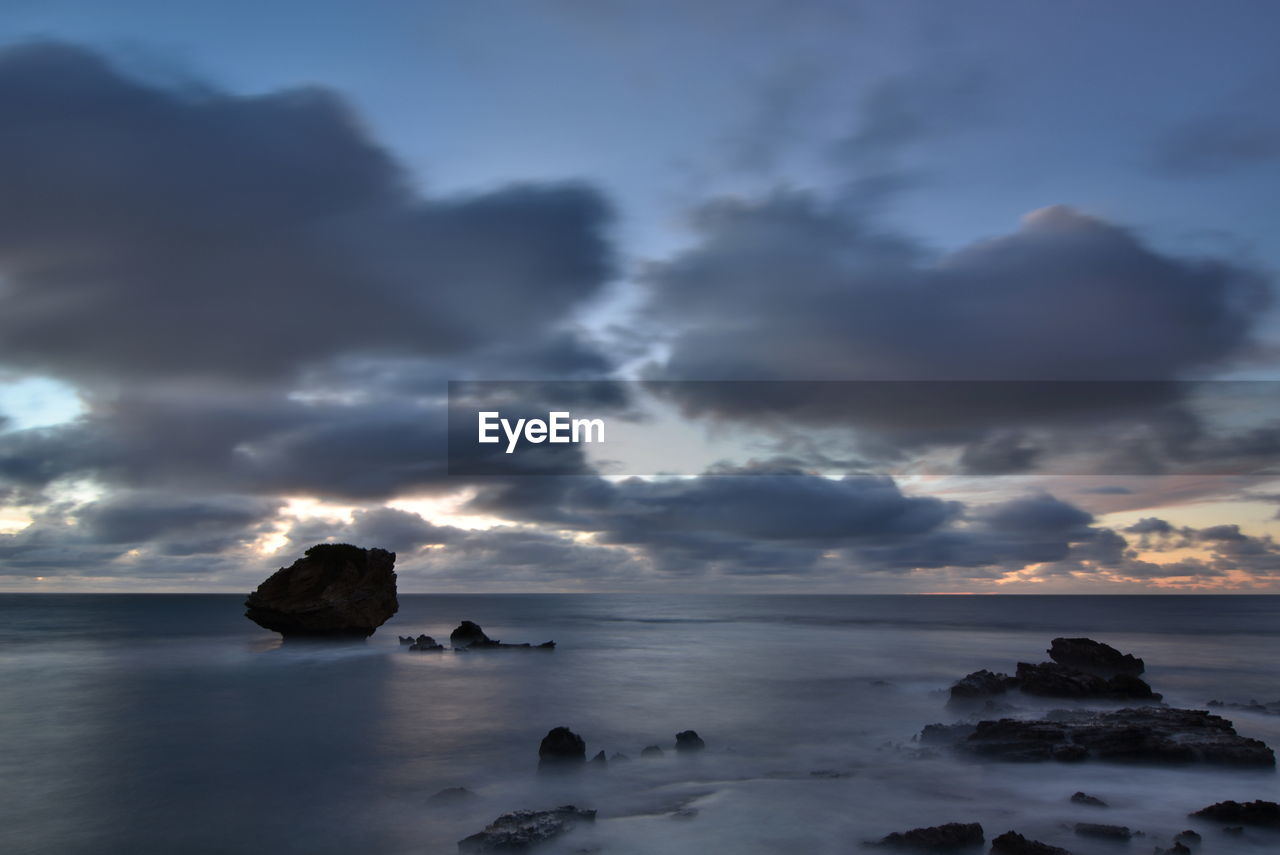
457;806;595;853
538;727;586;770
875;822;984;850
1070;792;1107;807
1048;638;1144;674
1189;799;1280;827
244;544;397;638
409;635;444;651
1153;844;1190;855
1014;662;1160;700
990;831;1071;855
675;730;706;753
949;670;1018;701
449;621;555;650
926;707;1274;766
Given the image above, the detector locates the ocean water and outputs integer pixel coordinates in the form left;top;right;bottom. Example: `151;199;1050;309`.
1;594;1278;855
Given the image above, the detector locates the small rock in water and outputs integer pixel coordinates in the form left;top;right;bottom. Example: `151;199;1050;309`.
1173;829;1200;845
640;745;664;758
429;787;477;805
538;727;586;770
398;635;414;645
1047;637;1144;674
1073;823;1132;840
589;750;607;767
450;621;494;648
1070;792;1107;807
1154;844;1191;855
990;830;1072;855
457;805;595;853
1189;799;1280;827
409;634;444;651
875;822;984;850
674;730;706;753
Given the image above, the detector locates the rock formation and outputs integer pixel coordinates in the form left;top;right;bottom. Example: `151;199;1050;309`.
538;726;586;770
990;831;1071;855
1048;637;1144;674
449;621;555;650
675;730;706;752
458;806;595;853
875;822;984;849
244;544;397;639
1189;799;1280;827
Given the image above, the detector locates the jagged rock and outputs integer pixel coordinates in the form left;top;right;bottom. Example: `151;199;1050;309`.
950;669;1018;701
457;805;595;853
449;621;555;650
429;787;478;805
588;750;607;767
929;707;1274;766
538;727;586;770
1189;800;1280;827
641;745;664;758
1048;637;1144;674
675;730;706;753
875;822;984;850
408;634;444;651
1015;662;1160;700
990;831;1071;855
244;544;397;638
1073;823;1131;839
1070;792;1107;807
399;635;415;644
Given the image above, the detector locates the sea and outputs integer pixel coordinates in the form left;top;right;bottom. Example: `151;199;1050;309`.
1;594;1278;855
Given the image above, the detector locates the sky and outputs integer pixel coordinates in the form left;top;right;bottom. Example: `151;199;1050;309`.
2;0;1280;593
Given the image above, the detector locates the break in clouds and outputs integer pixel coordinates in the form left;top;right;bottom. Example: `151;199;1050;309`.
1;41;1278;590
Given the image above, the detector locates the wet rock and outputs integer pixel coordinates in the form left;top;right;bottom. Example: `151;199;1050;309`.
641;745;664;758
1173;829;1200;844
429;787;477;805
1048;637;1144;674
449;621;555;650
1154;843;1191;855
409;635;444;651
950;670;1018;701
538;727;586;770
920;722;978;744
1189;799;1280;827
1014;662;1160;700
589;750;607;767
875;821;984;850
457;805;595;853
939;707;1274;766
990;831;1071;855
675;730;706;753
399;635;415;645
1070;792;1107;807
1073;823;1132;840
244;544;397;639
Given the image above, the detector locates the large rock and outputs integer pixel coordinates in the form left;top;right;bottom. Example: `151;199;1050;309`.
1189;799;1280;827
930;707;1274;766
875;822;984;849
1048;638;1144;674
1015;661;1160;700
244;544;397;638
458;806;595;853
538;727;586;770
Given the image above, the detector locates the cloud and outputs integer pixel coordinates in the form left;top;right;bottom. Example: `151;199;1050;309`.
1155;111;1280;175
0;42;615;385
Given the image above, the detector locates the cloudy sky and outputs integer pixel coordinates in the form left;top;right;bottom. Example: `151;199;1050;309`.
2;0;1280;593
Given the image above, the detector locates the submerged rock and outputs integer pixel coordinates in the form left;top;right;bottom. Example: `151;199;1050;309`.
929;707;1274;766
675;730;706;753
244;544;397;639
990;831;1071;855
457;805;595;853
875;822;984;850
1014;662;1160;700
538;727;586;770
1048;637;1144;674
1070;792;1107;807
1189;799;1280;827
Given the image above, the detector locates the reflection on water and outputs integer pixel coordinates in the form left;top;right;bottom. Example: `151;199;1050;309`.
1;595;1278;854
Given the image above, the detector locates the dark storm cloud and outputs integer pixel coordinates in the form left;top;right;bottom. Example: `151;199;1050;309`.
77;491;280;546
0;41;615;384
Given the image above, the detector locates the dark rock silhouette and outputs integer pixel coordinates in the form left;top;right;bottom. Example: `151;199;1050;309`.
589;750;607;767
449;621;555;650
641;745;664;758
1070;792;1107;807
1014;661;1160;700
990;831;1071;855
1048;637;1144;674
1073;823;1132;840
1173;830;1200;844
409;635;444;651
244;544;397;638
1189;799;1280;827
927;707;1274;766
875;822;984;849
675;730;706;753
398;635;415;644
538;727;586;770
458;805;595;853
950;669;1018;701
1154;844;1191;855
